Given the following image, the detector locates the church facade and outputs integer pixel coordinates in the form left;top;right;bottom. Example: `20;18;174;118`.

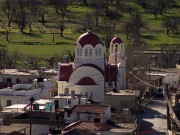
57;31;126;102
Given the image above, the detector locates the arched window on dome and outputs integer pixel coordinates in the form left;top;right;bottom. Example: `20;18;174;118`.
95;48;98;56
115;44;118;53
98;48;102;56
77;48;79;56
89;49;92;56
85;48;88;56
80;48;82;56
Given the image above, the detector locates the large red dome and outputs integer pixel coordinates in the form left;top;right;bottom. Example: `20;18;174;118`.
110;37;123;45
76;31;102;47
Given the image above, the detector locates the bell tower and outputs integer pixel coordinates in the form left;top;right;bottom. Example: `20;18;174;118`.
109;37;126;89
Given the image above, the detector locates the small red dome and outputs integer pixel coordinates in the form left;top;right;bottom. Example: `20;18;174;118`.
76;31;102;47
110;37;123;45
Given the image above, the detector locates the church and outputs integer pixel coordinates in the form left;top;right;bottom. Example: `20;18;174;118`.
57;31;126;102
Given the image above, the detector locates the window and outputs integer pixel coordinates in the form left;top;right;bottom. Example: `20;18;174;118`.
115;45;118;53
89;49;92;56
7;78;12;83
98;48;102;56
80;49;82;56
95;48;98;56
7;100;11;106
64;88;69;95
85;49;88;56
77;48;79;56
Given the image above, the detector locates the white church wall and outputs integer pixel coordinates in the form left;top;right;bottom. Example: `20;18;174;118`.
69;66;104;85
73;85;104;101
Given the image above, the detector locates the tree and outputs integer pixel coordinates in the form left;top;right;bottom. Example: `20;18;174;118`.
0;48;8;69
163;19;178;35
27;55;42;69
103;19;116;52
123;12;146;39
59;21;65;37
126;39;149;91
160;45;180;68
1;0;18;27
52;0;69;19
11;49;22;66
82;12;95;31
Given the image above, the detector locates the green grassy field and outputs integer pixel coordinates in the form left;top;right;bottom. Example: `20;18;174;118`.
0;0;179;58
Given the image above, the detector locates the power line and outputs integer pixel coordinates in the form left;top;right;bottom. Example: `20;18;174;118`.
129;72;158;88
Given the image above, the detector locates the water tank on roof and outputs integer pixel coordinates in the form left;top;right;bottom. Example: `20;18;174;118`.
63;54;70;63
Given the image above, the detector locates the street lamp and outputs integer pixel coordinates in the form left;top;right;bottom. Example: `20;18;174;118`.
29;96;34;135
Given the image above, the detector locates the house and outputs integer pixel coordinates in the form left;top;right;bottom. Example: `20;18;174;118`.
10;111;64;135
104;90;139;114
62;121;111;135
64;105;111;124
0;78;53;108
62;120;138;135
0;69;39;85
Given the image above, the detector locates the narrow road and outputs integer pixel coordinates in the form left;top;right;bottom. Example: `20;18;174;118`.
138;97;168;135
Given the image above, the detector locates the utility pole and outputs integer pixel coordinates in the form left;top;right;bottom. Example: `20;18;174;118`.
29;97;34;135
149;56;151;99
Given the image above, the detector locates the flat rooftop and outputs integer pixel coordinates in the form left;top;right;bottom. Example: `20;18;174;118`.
0;126;27;134
1;69;38;75
106;90;139;96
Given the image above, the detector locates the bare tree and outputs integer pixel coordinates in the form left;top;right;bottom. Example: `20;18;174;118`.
27;55;42;69
126;39;149;90
102;19;116;52
163;19;179;35
1;0;18;27
0;48;8;69
123;12;146;39
52;0;69;19
58;21;65;37
82;12;95;31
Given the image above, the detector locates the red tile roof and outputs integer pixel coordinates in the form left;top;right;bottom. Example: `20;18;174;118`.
63;121;111;132
63;128;96;135
58;64;73;81
72;105;108;114
76;77;97;85
76;31;103;47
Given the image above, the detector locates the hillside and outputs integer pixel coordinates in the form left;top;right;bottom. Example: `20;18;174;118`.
0;0;179;58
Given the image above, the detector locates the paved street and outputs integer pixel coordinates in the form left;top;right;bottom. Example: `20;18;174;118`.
138;97;168;135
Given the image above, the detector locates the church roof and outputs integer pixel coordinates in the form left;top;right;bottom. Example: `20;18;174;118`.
105;64;117;81
74;64;104;77
110;37;123;45
63;121;111;132
58;64;73;81
76;77;97;85
76;31;103;47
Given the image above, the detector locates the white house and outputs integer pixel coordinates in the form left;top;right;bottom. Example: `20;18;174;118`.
64;105;111;124
0;78;53;108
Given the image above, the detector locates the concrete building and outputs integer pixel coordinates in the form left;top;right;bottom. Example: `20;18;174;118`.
64;105;111;124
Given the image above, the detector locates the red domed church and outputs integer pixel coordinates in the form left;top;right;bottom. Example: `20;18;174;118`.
58;31;126;102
